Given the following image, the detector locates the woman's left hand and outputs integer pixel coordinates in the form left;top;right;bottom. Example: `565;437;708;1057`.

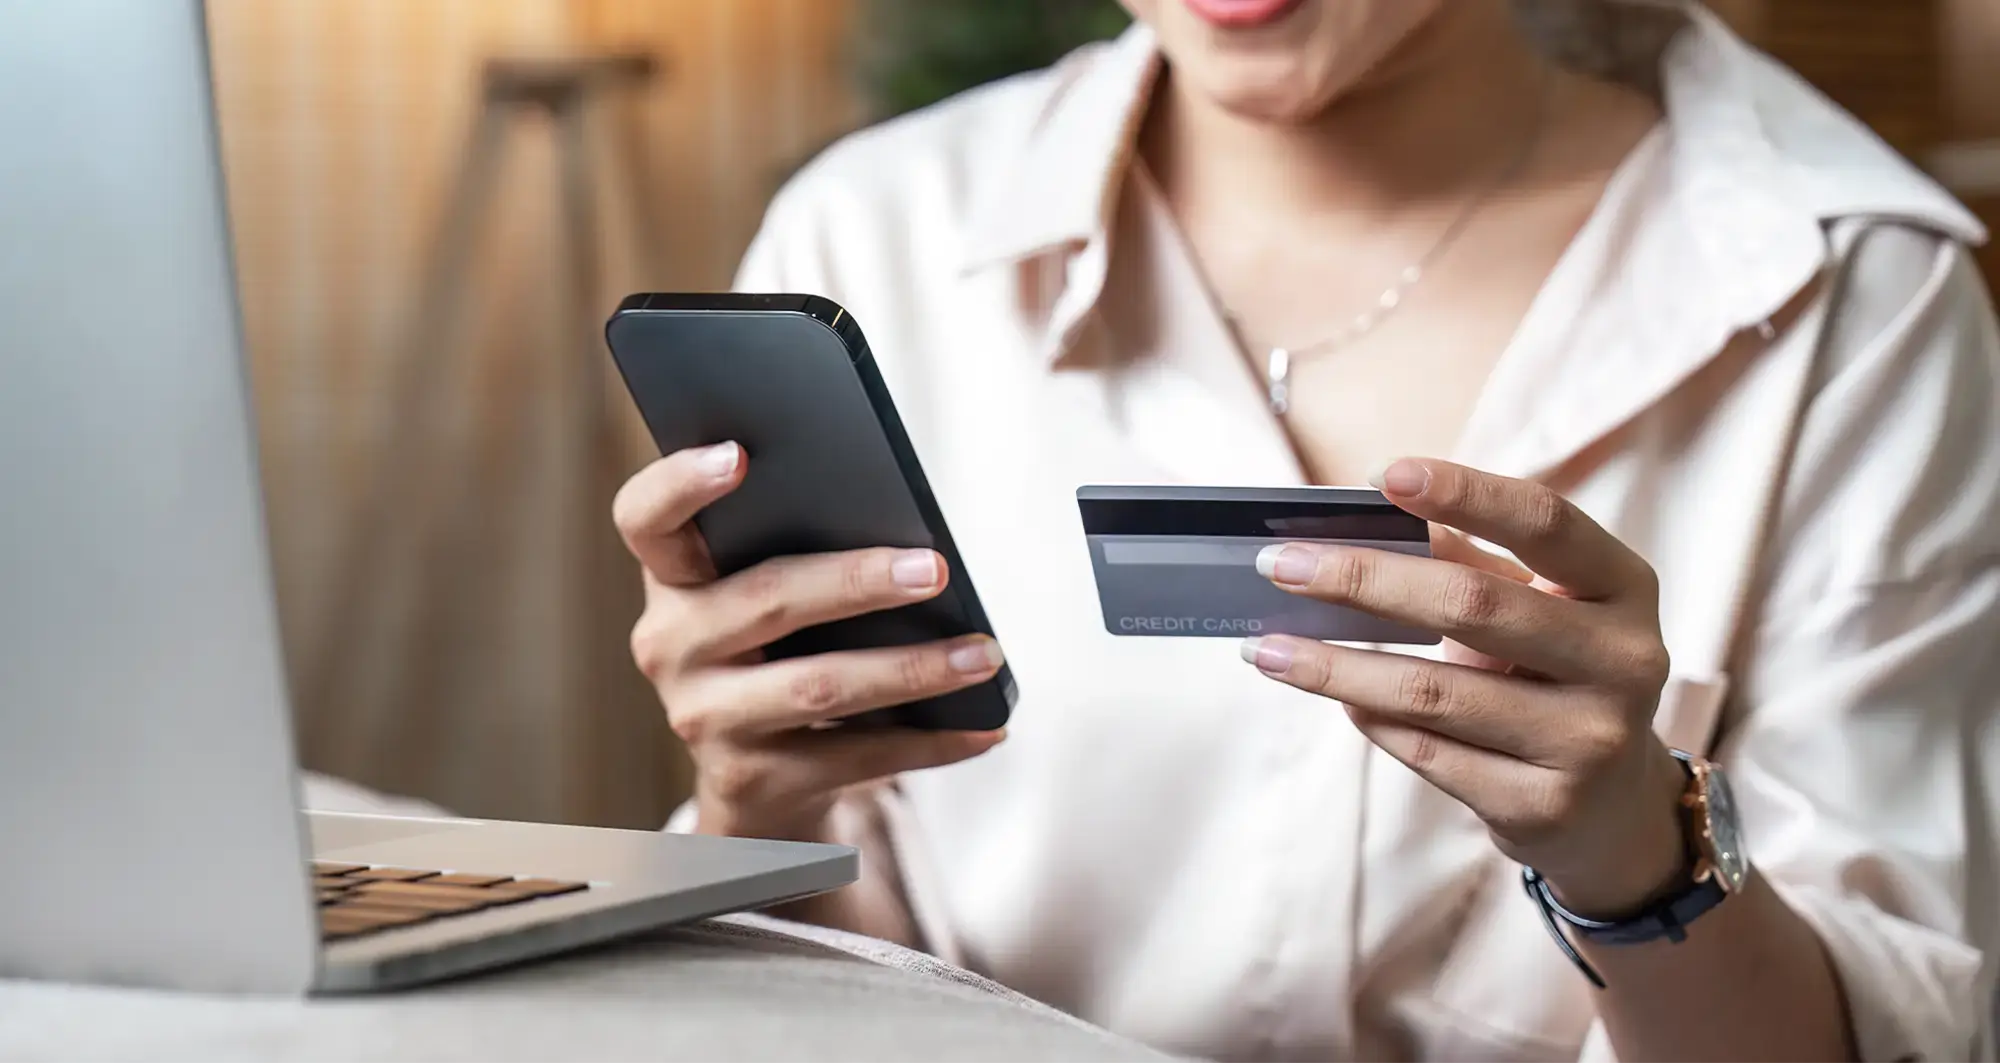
1244;457;1688;916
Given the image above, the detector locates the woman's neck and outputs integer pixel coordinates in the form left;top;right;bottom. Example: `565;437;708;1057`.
1140;2;1557;232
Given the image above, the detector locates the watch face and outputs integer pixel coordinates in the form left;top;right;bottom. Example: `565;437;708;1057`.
1705;767;1749;892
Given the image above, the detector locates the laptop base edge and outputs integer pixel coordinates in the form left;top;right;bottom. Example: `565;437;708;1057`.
315;852;858;993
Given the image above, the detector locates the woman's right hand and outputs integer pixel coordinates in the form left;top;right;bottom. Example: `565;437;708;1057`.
614;441;1009;844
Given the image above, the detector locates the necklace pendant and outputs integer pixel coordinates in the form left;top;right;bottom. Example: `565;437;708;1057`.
1266;346;1291;416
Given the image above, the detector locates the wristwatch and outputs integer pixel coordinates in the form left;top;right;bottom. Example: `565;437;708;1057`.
1521;748;1749;989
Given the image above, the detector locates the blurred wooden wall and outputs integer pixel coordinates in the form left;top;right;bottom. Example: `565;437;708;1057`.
208;0;864;828
1761;0;1943;152
1754;0;2000;285
1939;0;2000;286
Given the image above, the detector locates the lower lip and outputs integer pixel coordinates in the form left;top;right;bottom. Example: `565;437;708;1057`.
1179;0;1304;29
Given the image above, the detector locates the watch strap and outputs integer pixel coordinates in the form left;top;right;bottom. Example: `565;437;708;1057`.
1522;865;1730;987
1521;865;1730;989
1521;867;1608;990
1521;752;1731;989
1535;868;1728;946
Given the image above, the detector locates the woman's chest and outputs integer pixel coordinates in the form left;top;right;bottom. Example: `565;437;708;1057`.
874;290;1763;740
1273;314;1516;486
883;325;1762;1035
1175;183;1611;487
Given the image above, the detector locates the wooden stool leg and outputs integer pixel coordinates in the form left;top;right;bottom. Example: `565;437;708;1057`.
554;95;622;819
603;92;692;818
307;54;677;823
306;98;512;772
553;92;679;825
610;92;670;285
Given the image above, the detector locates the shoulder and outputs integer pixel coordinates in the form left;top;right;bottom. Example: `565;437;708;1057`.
1716;42;1997;430
1787;221;2000;591
1699;29;1984;245
1816;220;1997;458
1649;11;1996;515
1645;7;1984;258
1827;223;1992;360
761;76;1034;241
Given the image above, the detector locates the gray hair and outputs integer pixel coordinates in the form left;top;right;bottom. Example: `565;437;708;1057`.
1513;0;1689;94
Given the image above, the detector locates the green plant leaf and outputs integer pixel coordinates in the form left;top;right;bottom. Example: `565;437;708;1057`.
854;0;1132;117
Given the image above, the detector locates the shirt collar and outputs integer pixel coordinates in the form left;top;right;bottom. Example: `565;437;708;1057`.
956;23;1159;274
954;2;1986;366
1659;2;1986;256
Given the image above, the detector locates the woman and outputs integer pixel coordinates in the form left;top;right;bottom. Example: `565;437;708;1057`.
615;0;2000;1059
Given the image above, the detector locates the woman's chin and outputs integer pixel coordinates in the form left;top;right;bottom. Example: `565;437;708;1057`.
1190;73;1340;124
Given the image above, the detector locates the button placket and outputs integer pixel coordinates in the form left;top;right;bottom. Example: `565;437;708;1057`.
1254;694;1373;1057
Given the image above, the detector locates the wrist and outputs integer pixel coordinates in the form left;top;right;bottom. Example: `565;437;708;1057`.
695;798;836;845
1542;743;1690;918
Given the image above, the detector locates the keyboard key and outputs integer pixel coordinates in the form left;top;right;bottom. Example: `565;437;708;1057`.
337;910;461;933
334;899;459;923
428;872;514;888
345;867;440;883
322;907;430;937
308;863;589;941
340;889;488;915
355;881;514;905
321;905;425;933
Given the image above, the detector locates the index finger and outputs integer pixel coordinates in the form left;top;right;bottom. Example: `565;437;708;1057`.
612;442;744;586
1372;458;1653;602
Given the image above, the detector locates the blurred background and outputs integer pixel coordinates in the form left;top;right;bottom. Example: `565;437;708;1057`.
204;0;2000;830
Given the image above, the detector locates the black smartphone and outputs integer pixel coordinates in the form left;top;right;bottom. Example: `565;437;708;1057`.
604;293;1015;732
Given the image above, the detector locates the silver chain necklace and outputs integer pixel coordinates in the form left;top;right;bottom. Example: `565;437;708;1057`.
1232;75;1555;416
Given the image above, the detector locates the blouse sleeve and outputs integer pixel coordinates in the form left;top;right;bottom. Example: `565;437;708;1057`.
1695;233;2000;1062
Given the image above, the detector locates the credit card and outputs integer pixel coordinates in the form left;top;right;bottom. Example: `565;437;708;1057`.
1077;485;1441;644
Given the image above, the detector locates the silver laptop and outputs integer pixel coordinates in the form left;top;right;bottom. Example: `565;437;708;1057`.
0;1;856;994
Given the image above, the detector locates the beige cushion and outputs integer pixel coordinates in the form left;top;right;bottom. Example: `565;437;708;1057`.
0;913;1169;1061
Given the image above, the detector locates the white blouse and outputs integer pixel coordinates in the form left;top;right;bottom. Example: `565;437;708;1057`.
670;3;2000;1059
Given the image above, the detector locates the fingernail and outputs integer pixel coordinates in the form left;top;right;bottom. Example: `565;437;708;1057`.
948;638;1004;674
1255;544;1317;587
1368;458;1429;498
1239;636;1292;676
891;550;940;590
695;442;740;479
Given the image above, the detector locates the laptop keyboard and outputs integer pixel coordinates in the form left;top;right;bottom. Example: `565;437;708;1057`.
313;861;590;941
